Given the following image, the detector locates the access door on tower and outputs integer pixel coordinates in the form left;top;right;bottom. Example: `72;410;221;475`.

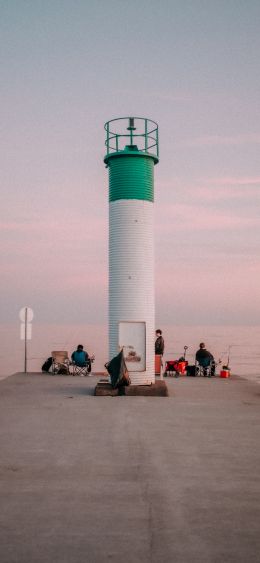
119;321;146;372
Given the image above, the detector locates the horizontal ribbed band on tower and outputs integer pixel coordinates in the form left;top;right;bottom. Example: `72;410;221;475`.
108;155;154;202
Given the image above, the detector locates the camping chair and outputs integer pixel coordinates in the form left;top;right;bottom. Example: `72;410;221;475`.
71;356;94;377
51;351;70;375
195;357;213;377
72;362;89;377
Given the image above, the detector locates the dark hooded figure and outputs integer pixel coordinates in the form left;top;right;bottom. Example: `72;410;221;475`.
105;349;130;389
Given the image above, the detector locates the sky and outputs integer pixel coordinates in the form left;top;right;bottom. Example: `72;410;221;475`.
1;0;260;328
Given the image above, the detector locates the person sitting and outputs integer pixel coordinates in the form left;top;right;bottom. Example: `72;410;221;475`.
195;342;215;377
71;344;92;373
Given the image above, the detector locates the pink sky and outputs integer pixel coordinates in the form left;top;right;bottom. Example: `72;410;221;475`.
1;1;260;329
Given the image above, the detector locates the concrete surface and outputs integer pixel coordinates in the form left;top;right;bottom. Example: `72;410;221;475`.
0;372;259;563
95;380;169;396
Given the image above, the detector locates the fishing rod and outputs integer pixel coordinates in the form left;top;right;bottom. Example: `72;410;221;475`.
227;346;231;368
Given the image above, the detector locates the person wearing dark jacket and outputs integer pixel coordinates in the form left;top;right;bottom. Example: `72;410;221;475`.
195;342;215;376
155;329;165;355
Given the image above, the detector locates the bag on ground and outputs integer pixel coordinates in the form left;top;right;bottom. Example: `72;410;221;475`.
41;357;52;373
186;365;196;377
105;349;130;389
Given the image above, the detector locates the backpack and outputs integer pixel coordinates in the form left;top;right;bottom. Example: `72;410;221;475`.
186;365;196;377
42;357;52;372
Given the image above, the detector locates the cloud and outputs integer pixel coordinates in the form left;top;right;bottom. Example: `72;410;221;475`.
187;185;260;203
115;89;191;103
0;220;37;232
156;176;260;205
155;257;260;324
205;176;260;186
0;215;107;244
0;213;108;296
174;133;260;148
155;202;259;233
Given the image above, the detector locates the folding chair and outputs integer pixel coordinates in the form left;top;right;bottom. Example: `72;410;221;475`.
195;357;213;377
51;351;70;375
72;362;90;377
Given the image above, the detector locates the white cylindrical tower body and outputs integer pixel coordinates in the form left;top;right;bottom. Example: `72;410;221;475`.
109;200;154;385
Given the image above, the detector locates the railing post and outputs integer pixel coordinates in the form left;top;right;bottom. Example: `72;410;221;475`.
106;123;109;155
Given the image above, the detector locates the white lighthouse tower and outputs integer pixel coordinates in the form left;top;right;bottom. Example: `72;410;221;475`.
104;117;159;385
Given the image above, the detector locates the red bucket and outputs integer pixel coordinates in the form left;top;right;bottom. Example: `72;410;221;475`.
220;369;231;378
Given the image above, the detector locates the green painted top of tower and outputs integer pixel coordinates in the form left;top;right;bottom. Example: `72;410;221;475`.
104;118;159;202
104;116;159;166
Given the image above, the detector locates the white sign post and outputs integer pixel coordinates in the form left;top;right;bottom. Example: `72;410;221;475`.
19;307;34;373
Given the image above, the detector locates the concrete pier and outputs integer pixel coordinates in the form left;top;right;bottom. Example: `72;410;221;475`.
0;372;259;562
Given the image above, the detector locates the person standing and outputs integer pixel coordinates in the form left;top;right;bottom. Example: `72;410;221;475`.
155;329;165;355
155;329;164;377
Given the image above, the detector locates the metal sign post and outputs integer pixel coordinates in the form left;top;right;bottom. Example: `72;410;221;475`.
24;307;27;373
19;307;34;374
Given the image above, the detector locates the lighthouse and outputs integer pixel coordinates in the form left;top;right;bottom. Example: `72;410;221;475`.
104;117;159;385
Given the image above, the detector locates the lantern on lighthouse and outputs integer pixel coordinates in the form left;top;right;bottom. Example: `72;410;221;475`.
104;117;159;385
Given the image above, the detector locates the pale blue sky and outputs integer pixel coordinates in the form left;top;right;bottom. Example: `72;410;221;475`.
1;0;260;325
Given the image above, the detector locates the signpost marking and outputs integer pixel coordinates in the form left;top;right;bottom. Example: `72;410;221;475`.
19;307;34;373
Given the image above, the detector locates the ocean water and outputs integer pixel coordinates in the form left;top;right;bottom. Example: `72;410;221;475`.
0;323;260;383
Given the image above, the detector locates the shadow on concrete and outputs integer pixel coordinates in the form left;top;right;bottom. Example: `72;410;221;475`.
47;383;96;397
62;386;95;397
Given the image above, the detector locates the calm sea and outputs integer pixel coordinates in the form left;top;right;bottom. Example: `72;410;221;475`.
0;324;259;383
